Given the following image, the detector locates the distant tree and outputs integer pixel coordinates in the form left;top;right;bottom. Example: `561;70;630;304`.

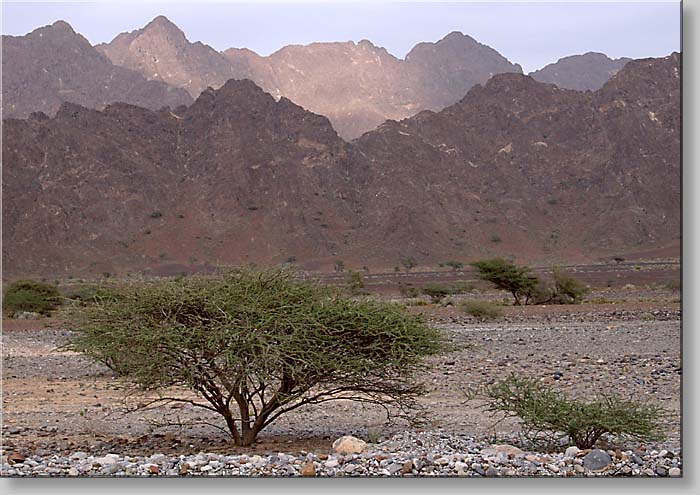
64;269;446;446
470;258;538;305
401;257;417;272
334;259;345;273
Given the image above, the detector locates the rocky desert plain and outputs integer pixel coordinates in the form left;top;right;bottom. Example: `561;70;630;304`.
1;11;682;478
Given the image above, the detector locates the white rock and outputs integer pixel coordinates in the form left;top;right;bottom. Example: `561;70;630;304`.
669;467;681;477
333;436;367;455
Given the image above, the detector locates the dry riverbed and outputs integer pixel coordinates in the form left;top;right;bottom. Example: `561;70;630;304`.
1;286;682;476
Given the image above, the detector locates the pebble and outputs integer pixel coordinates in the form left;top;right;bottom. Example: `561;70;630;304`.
0;431;682;477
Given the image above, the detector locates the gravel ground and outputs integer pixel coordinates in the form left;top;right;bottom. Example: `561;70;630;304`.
1;431;682;477
1;288;682;476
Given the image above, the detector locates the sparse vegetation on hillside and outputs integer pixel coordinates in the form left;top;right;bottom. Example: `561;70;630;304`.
482;374;665;449
401;257;417;272
3;279;62;316
64;268;447;446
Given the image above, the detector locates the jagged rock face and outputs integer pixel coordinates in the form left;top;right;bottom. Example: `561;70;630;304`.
353;54;680;264
96;16;239;99
2;54;679;277
99;18;522;139
2;80;363;276
405;31;524;109
529;52;632;91
1;21;192;119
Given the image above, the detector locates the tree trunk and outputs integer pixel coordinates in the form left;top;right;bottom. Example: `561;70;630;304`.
241;427;258;447
512;291;521;305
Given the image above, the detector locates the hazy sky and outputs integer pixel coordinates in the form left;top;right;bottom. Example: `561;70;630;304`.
2;1;681;73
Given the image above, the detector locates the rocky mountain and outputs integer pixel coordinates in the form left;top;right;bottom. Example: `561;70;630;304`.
1;21;192;119
98;17;522;138
96;16;239;100
529;52;632;91
2;53;680;278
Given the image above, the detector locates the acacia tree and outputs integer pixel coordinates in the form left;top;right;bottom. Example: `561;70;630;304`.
64;269;446;446
470;258;539;305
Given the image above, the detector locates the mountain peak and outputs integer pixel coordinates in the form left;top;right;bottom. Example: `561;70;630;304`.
440;31;477;44
144;15;181;32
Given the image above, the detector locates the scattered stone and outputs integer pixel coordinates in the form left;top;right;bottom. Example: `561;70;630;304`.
482;444;523;457
301;461;316;477
668;467;681;477
564;446;580;458
7;452;26;465
402;460;413;474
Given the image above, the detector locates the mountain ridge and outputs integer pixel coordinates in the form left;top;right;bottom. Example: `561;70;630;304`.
2;53;680;277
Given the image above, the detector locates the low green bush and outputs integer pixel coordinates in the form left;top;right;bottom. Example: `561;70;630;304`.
2;279;62;316
483;374;665;449
461;300;502;321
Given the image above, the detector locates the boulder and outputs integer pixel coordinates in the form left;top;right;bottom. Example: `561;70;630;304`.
332;435;367;455
582;449;612;471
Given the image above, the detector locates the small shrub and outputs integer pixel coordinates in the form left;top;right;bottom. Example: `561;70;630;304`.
490;235;502;244
483;374;665;449
150;210;162;218
551;269;589;304
334;259;345;273
461;300;502;321
159;252;168;259
2;280;61;316
422;284;452;303
61;284;101;305
399;285;420;298
345;270;366;295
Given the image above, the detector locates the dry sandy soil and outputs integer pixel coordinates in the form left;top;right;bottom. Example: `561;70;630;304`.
1;285;681;458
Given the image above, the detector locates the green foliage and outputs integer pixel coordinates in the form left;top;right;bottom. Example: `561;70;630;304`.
460;300;502;321
345;270;366;296
483;374;665;449
64;268;446;446
334;259;345;273
400;257;417;272
470;258;538;305
3;279;62;316
421;284;452;303
150;210;162;218
490;235;502;244
420;282;475;303
551;269;589;304
61;284;102;306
